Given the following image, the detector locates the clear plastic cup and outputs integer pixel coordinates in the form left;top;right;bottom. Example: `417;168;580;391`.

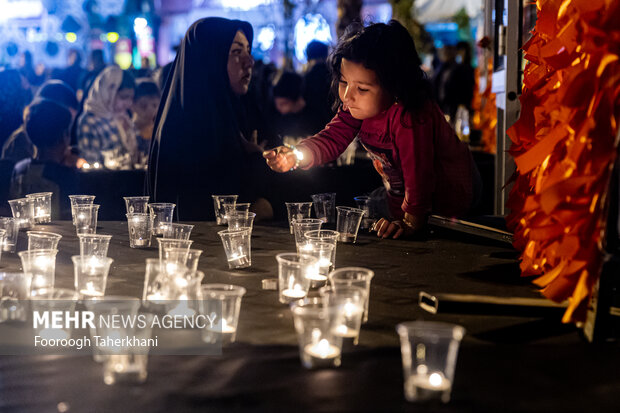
311;193;337;223
328;267;374;323
126;213;153;248
27;231;62;250
201;284;246;345
218;228;252;269
26;192;52;223
354;196;374;230
18;249;58;294
0;272;31;322
163;248;203;272
297;240;335;286
320;285;365;344
285;202;313;234
336;206;365;243
292;218;323;246
78;234;112;258
68;195;96;225
276;253;318;304
396;321;465;403
123;196;150;214
227;212;256;230
8;198;35;229
212;195;238;225
157;239;193;262
148;203;176;235
160;223;194;240
304;229;339;269
30;288;79;340
0;217;18;253
224;202;251;221
74;204;100;235
72;255;114;298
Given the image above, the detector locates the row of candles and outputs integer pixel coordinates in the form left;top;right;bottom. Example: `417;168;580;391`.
0;192;465;403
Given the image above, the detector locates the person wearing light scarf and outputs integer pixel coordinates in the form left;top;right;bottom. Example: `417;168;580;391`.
77;66;138;168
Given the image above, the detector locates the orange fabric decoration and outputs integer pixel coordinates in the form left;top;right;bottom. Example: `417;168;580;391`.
472;61;497;153
506;0;620;323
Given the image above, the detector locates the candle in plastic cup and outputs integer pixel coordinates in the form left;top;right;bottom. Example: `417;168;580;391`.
148;203;175;235
311;193;337;223
218;228;252;269
304;229;339;269
224;202;251;221
396;321;465;403
353;196;374;230
27;231;62;250
328;267;374;323
26;192;52;223
298;241;335;286
126;213;153;248
320;285;365;344
72;255;114;298
335;206;365;243
78;234;112;258
123;196;150;214
276;253;318;304
157;238;193;262
74;204;100;235
18;249;58;294
8;198;35;229
0;272;31;322
30;288;79;341
290;297;343;369
68;195;96;225
0;217;18;253
163;248;203;272
285;202;313;234
201;284;246;345
212;195;238;225
227;212;256;230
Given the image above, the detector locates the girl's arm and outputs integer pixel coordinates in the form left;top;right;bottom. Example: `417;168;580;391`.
263;108;362;172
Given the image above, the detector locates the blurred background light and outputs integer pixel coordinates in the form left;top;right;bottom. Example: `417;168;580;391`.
257;25;276;52
294;13;332;64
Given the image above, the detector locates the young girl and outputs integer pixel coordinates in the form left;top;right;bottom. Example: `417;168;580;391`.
77;66;138;168
264;21;480;239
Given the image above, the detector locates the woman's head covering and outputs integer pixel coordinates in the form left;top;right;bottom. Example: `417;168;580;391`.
84;66;123;120
148;17;254;219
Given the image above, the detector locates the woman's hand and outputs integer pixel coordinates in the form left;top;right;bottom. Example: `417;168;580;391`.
263;146;299;172
371;213;426;239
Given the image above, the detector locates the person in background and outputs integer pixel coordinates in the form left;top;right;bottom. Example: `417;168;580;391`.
77;66;138;168
272;71;325;136
78;49;106;102
10;99;78;219
52;48;85;92
149;17;273;220
18;51;45;88
132;79;160;162
303;40;335;128
264;21;480;239
0;69;32;150
2;80;79;163
433;43;475;121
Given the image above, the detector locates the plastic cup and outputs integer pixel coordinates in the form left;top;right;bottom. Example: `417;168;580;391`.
74;204;100;235
396;321;465;403
311;193;337;223
0;217;18;253
297;240;335;286
336;206;365;243
68;195;96;225
328;267;374;323
26;192;52;223
285;202;313;234
276;253;318;304
18;249;58;294
27;231;62;251
227;212;256;230
354;196;374;229
72;255;114;298
218;228;252;269
224;202;251;220
201;284;246;345
0;272;31;322
304;229;339;269
212;195;238;225
123;196;150;214
8;198;35;229
293;218;323;247
163;248;203;272
290;297;343;369
78;234;112;258
126;213;153;248
148;203;176;235
160;223;194;240
30;288;79;341
320;285;365;344
157;239;193;262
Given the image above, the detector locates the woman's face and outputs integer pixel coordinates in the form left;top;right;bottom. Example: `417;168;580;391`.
227;30;254;95
114;88;135;114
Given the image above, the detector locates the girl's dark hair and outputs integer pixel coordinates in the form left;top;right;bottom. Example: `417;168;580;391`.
118;70;136;92
134;79;160;100
329;20;433;122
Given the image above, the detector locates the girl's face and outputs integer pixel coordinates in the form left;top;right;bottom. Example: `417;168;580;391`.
338;58;393;120
114;88;135;114
227;30;254;95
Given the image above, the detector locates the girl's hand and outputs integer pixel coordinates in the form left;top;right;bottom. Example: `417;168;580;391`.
263;146;302;172
371;213;426;239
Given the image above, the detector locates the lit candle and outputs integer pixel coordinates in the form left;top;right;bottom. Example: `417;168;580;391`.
304;338;340;359
80;281;103;297
408;371;451;392
282;283;307;298
228;251;249;267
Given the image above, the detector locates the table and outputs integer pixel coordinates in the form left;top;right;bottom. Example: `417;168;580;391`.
1;221;619;412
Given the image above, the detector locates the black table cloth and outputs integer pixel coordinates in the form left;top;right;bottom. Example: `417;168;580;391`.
0;221;619;413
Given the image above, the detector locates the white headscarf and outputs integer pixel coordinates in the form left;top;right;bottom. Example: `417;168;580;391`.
84;66;138;160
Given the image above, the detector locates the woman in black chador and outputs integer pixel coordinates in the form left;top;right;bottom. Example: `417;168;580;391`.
148;17;272;220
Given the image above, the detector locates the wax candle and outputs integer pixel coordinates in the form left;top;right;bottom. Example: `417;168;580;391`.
304;339;340;359
282;284;307;299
